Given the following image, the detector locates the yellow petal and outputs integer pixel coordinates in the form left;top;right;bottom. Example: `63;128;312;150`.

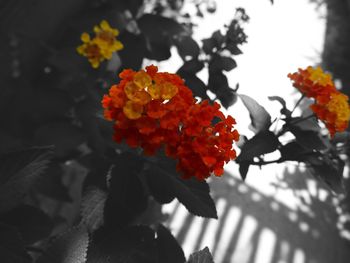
124;81;142;100
133;71;152;89
100;20;110;31
81;33;91;43
160;82;178;99
147;84;161;99
123;100;143;119
131;90;152;105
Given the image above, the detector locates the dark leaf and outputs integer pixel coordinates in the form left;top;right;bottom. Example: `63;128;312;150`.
239;162;250;181
208;71;229;93
216;88;238;108
0;222;31;263
0;146;53;212
177;59;204;74
81;186;107;233
47;48;86;73
34;122;86;158
187;247;214;263
202;38;216;54
225;43;242;55
210;56;237;72
36;226;89;263
289;116;320;132
145;160;217;218
34;162;72;202
289;127;328;151
239;94;271;132
87;225;157;263
179;72;209;100
211;30;225;47
104;152;148;228
279;141;310;162
0;205;53;245
144;168;175;204
144;39;172;61
237;131;279;162
156;224;186;263
175;36;200;59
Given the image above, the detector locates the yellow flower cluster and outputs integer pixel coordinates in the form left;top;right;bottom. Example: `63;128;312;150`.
77;20;123;68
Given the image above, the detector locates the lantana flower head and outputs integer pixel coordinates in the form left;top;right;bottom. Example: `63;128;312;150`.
77;20;123;68
288;66;350;137
102;65;239;180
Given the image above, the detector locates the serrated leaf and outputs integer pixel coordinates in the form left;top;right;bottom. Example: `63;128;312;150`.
87;226;157;263
0;205;53;245
0;222;31;263
0;146;53;212
36;226;89;263
187;247;214;263
239;94;271;132
156;224;185;263
81;186;107;233
145;160;217;218
104;153;148;227
237;131;279;162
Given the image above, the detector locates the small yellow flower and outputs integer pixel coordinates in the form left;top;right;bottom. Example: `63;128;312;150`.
77;20;123;68
307;66;333;87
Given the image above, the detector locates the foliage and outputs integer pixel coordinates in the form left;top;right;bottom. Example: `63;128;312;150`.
0;0;349;262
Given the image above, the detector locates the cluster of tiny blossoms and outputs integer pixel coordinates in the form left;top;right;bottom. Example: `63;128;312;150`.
77;20;123;68
102;65;239;180
288;66;350;137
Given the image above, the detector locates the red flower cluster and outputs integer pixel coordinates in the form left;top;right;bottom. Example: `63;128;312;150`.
288;66;350;137
102;65;239;180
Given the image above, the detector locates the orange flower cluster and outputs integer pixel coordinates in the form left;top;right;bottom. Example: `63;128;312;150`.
288;66;350;137
102;65;239;180
77;20;123;68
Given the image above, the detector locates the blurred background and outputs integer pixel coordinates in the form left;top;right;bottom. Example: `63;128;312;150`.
1;0;350;262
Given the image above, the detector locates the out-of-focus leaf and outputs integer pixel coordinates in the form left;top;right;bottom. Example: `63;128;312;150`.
34;122;86;158
0;146;53;212
87;225;157;263
47;48;86;73
202;38;216;54
239;162;250;181
0;205;53;245
81;186;107;233
289;127;328;151
145;159;217;218
36;226;89;263
237;131;279;162
0;222;31;263
187;247;214;263
118;31;147;70
310;158;345;194
239;94;272;132
175;35;200;59
156;224;186;263
34;162;72;202
211;30;225;47
104;152;148;228
179;72;209;99
177;59;204;74
225;43;242;55
210;56;237;72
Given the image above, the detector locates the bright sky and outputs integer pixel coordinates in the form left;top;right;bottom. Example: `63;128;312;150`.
152;0;326;209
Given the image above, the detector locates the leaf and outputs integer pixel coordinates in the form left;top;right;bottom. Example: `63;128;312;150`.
145;160;217;218
144;169;175;204
279;141;310;162
216;87;238;108
34;162;72;202
36;226;89;263
202;38;216;54
239;162;250;181
87;225;157;263
210;56;237;72
310;158;345;194
175;36;200;59
34;122;86;158
177;59;204;74
236;131;280;162
104;152;148;228
156;224;186;263
0;205;53;245
0;146;53;212
0;222;31;263
47;48;86;73
208;71;229;93
81;186;107;233
187;247;214;263
178;72;209;100
289;127;328;151
239;94;272;132
268;96;286;109
289;116;320;132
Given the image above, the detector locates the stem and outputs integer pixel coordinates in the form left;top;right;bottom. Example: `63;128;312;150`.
246;158;284;166
291;94;305;115
276;114;316;137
